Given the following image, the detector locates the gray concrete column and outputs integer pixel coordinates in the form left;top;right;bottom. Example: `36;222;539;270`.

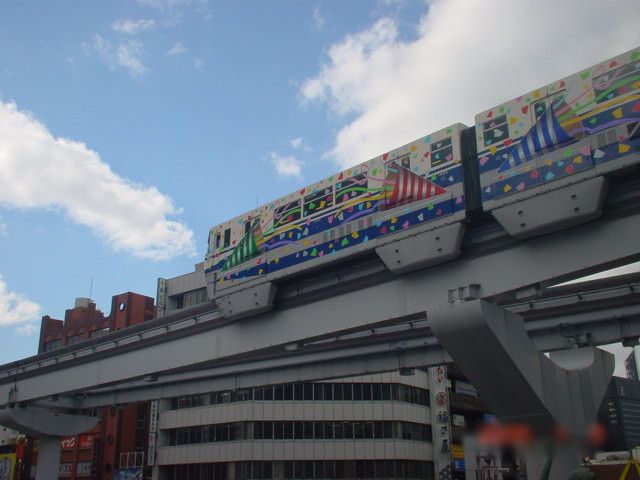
0;406;97;480
429;299;614;479
35;436;61;480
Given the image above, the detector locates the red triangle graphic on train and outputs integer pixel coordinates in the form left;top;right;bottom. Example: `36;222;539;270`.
385;166;447;207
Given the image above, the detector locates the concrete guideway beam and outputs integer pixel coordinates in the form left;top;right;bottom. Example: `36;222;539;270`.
0;209;638;406
29;276;640;409
0;407;97;480
0;406;97;436
429;299;614;479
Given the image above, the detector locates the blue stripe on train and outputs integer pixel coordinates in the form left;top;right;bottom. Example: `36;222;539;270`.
481;136;640;202
479;99;640;176
263;165;465;247
213;196;466;282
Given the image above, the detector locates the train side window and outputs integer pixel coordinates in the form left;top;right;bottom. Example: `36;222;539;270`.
303;187;334;217
627;122;640;141
532;91;566;122
388;152;410;169
482;114;508;147
593;59;640;104
223;228;231;248
335;173;368;205
430;137;453;168
274;200;302;228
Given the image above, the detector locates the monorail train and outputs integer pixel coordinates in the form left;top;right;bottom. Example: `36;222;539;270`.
204;47;640;298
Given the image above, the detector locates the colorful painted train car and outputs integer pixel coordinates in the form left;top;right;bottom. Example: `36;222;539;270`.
205;47;640;303
476;47;640;236
205;124;469;295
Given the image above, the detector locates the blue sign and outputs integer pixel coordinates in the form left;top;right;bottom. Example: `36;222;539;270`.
114;467;143;480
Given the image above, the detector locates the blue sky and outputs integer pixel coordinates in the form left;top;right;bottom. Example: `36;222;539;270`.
0;0;639;366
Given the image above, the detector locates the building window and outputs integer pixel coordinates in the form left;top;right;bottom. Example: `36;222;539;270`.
44;339;62;352
90;328;110;339
165;420;431;446
169;382;430;411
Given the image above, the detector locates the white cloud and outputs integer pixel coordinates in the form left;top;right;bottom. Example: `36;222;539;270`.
270;152;303;178
84;35;149;78
193;57;206;70
112;18;156;35
289;137;306;150
137;0;212;20
137;0;190;11
301;0;640;168
15;323;39;335
117;40;149;77
312;6;325;32
0;101;196;260
0;277;40;332
167;42;187;56
0;215;6;236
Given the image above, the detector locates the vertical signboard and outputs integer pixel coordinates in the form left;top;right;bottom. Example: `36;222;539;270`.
429;366;452;480
148;400;159;467
156;278;167;318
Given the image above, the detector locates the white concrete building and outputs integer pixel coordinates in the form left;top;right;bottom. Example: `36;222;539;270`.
153;265;462;479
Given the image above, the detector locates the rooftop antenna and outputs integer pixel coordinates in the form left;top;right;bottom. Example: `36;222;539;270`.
89;276;94;300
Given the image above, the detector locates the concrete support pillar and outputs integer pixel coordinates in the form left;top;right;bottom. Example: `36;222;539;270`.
36;436;61;480
0;406;97;480
429;299;614;479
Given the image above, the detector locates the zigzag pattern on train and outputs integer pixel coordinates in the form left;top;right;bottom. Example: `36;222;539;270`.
204;47;640;296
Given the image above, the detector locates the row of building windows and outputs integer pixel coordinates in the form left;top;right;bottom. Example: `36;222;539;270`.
170;383;429;410
166;420;432;446
175;288;208;310
162;460;435;480
43;328;112;352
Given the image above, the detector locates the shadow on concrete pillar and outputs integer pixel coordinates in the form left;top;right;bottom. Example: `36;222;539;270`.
429;299;614;479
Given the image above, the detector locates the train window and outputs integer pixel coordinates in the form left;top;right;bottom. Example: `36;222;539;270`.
303;187;334;217
273;200;301;228
593;59;640;104
532;99;547;120
532;91;566;122
335;173;367;205
388;152;410;169
430;137;453;168
482;114;508;147
223;228;231;248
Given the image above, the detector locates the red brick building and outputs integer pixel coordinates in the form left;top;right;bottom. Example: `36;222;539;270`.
27;292;155;480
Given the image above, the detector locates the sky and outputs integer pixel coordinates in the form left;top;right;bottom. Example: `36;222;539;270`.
0;0;639;371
